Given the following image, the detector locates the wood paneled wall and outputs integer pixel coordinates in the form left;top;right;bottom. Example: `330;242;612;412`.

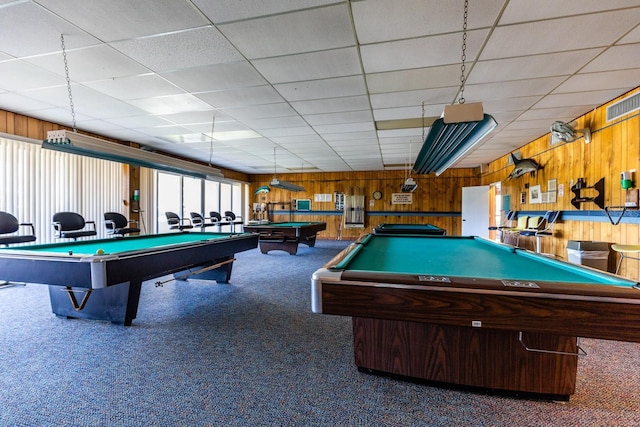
480;87;640;279
249;168;481;240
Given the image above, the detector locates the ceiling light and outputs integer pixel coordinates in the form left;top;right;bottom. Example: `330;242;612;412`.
270;147;305;192
269;178;305;192
43;130;223;179
412;0;497;175
413;112;497;175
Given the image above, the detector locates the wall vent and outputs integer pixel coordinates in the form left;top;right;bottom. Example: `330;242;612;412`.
606;91;640;122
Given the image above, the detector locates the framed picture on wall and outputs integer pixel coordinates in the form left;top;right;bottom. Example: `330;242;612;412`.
520;192;526;204
548;179;557;192
529;185;541;204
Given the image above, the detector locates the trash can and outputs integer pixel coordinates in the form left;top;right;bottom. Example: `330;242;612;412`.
567;240;611;272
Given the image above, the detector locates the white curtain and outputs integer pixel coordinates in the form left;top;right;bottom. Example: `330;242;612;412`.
0;137;123;243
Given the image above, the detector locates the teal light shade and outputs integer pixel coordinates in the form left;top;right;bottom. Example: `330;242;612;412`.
413;114;497;175
254;185;271;195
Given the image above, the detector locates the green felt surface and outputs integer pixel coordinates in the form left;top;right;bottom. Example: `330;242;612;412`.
250;222;321;227
377;224;442;230
338;235;632;286
2;232;237;256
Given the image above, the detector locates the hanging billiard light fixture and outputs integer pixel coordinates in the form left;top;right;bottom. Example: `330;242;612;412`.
413;0;497;175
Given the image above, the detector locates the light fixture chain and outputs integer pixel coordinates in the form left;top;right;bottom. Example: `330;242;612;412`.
60;34;77;132
458;0;468;104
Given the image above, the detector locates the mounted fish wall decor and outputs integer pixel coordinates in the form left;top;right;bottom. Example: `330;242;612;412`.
507;153;542;180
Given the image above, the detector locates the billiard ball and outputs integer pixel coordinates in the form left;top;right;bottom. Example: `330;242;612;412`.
95;248;104;255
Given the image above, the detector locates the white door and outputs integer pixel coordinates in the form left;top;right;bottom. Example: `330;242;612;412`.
462;185;490;237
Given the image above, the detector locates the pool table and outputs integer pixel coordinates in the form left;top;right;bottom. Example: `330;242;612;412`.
311;234;640;400
0;232;258;325
373;223;446;235
243;221;327;255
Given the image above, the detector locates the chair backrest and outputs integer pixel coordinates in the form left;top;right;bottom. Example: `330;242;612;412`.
190;212;204;226
165;211;180;226
515;215;529;229
527;216;542;230
210;211;222;222
225;211;236;221
52;212;86;231
104;212;128;229
0;211;19;234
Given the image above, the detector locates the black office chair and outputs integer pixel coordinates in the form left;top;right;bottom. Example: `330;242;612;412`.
52;212;97;240
224;211;244;233
190;212;219;229
209;211;231;231
0;211;36;247
104;212;140;237
165;211;193;231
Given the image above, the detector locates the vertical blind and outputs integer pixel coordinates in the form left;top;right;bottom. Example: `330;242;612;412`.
0;137;123;243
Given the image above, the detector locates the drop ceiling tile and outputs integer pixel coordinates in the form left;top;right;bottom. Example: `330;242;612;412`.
0;2;99;57
499;0;640;24
195;86;285;109
221;103;298;120
252;47;361;84
218;4;354;59
34;0;209;42
290;95;370;114
519;106;592;121
84;74;183;100
556;69;640;93
483;10;640;60
193;0;341;23
275;76;367;101
536;88;628;109
110;26;243;72
159;111;235;126
259;126;317;138
313;122;375;134
367;65;461;94
465;77;567;101
582;44;640;72
106;115;175;129
370;87;458;110
360;29;489;74
0;92;55;112
373;105;440;121
469;49;604;83
184;121;252;134
24;45;150;83
127;94;213;115
0;60;66;91
352;0;503;44
619;24;640;43
306;110;373;126
481;96;543;113
269;135;325;145
160;62;267;93
323;131;377;141
18;84;124;108
242;116;308;130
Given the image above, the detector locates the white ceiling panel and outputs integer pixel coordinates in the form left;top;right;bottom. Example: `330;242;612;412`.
33;0;209;42
110;27;243;72
218;4;354;59
252;47;361;84
0;1;636;174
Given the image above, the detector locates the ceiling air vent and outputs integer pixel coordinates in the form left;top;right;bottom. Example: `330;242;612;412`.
606;91;640;122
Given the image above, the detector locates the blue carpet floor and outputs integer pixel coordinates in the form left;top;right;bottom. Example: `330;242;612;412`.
1;239;639;426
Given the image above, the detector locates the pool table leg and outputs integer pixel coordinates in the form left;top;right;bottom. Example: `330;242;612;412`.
48;280;142;326
258;240;299;255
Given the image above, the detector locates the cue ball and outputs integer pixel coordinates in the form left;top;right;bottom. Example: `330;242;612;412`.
96;249;104;255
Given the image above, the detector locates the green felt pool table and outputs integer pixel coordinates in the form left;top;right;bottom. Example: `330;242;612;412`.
0;232;258;325
311;234;640;399
243;221;327;255
373;223;446;235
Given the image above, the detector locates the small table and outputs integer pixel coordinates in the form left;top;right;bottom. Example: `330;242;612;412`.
311;234;640;400
373;223;446;235
0;232;258;325
243;221;327;255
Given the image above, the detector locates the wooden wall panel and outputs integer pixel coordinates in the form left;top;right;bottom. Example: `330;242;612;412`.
250;168;481;240
480;87;640;280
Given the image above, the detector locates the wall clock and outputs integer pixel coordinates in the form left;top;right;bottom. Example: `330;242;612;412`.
372;191;383;200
